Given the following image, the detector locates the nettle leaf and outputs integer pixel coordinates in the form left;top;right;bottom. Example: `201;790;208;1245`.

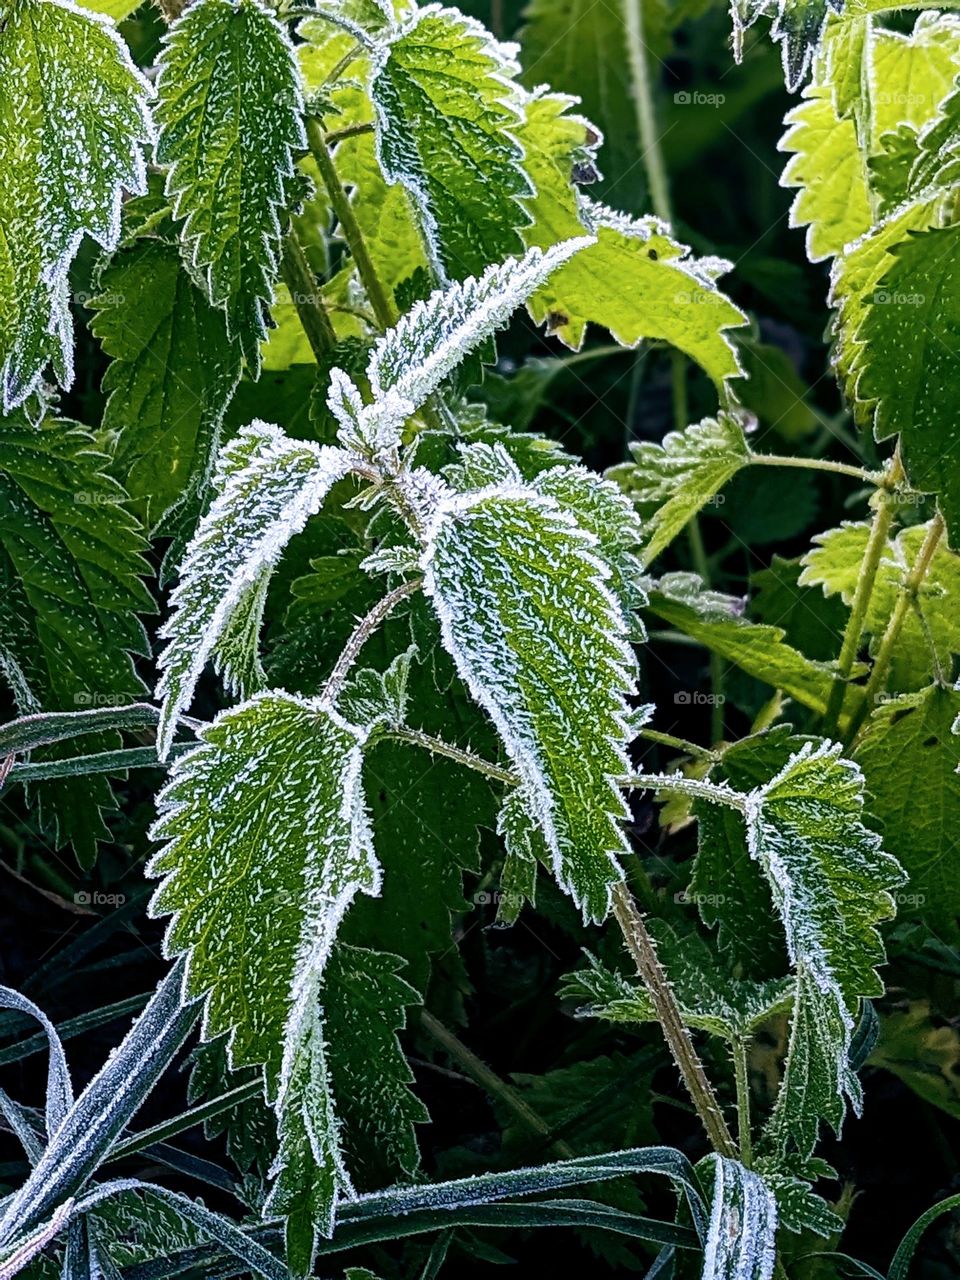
563;927;791;1042
422;484;636;923
327;240;591;455
827;195;942;419
0;0;153;408
90;236;242;535
156;423;354;758
495;782;548;925
370;4;533;280
156;0;306;372
609;413;750;564
0;414;153;864
855;224;960;544
801;519;960;688
322;945;426;1188
148;692;380;1262
733;0;840;92
744;742;904;1157
701;1156;777;1280
869;13;960;144
855;684;960;943
779;85;870;263
647;575;862;724
525;201;746;388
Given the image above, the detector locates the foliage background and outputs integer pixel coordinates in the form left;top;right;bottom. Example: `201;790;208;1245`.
0;0;957;1275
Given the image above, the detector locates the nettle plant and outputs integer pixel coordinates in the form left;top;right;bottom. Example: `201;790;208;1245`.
2;0;960;1275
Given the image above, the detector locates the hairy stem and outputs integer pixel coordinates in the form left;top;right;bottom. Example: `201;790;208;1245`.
823;451;903;735
324;121;375;146
637;728;720;763
625;0;672;224
621;771;747;811
611;886;737;1158
280;231;337;359
419;1010;575;1158
388;727;518;785
748;454;880;484
306;117;397;329
320;578;422;704
732;1038;753;1168
846;511;945;745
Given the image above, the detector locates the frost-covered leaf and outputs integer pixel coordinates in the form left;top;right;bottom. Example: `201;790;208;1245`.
700;1156;777;1280
156;422;354;758
801;519;960;688
370;5;532;279
563;926;792;1042
525;202;747;388
762;1173;843;1238
0;0;153;407
854;223;960;544
148;692;380;1258
322;945;426;1188
188;1038;275;1177
609;414;750;564
328;241;590;455
90;236;242;534
779;86;870;263
422;484;636;922
827;195;941;419
647;575;862;724
533;464;647;622
0;414;154;864
733;0;840;91
691;726;808;974
337;647;415;733
745;742;904;1157
495;783;548;925
156;0;306;372
855;684;960;943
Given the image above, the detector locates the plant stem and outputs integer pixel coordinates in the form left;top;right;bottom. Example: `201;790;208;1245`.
625;0;672;224
388;727;518;785
306;116;397;329
280;231;337;359
732;1039;753;1167
686;515;726;742
323;121;375;146
621;771;747;812
637;728;719;763
748;454;880;484
320;579;422;704
611;885;737;1158
419;1010;575;1159
823;451;903;735
846;511;945;745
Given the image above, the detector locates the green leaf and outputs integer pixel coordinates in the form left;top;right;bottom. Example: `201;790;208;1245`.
801;519;960;688
855;223;960;543
495;783;548;925
0;413;154;864
155;422;354;758
422;483;636;923
323;945;427;1188
870;999;960;1121
646;575;862;723
779;86;871;263
370;5;532;279
608;413;750;564
734;0;840;91
563;927;792;1042
156;0;306;372
327;241;590;456
854;685;960;942
869;14;960;143
90;236;242;534
0;0;153;407
148;691;381;1258
746;741;903;1157
700;1156;777;1280
525;201;747;388
692;725;809;973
